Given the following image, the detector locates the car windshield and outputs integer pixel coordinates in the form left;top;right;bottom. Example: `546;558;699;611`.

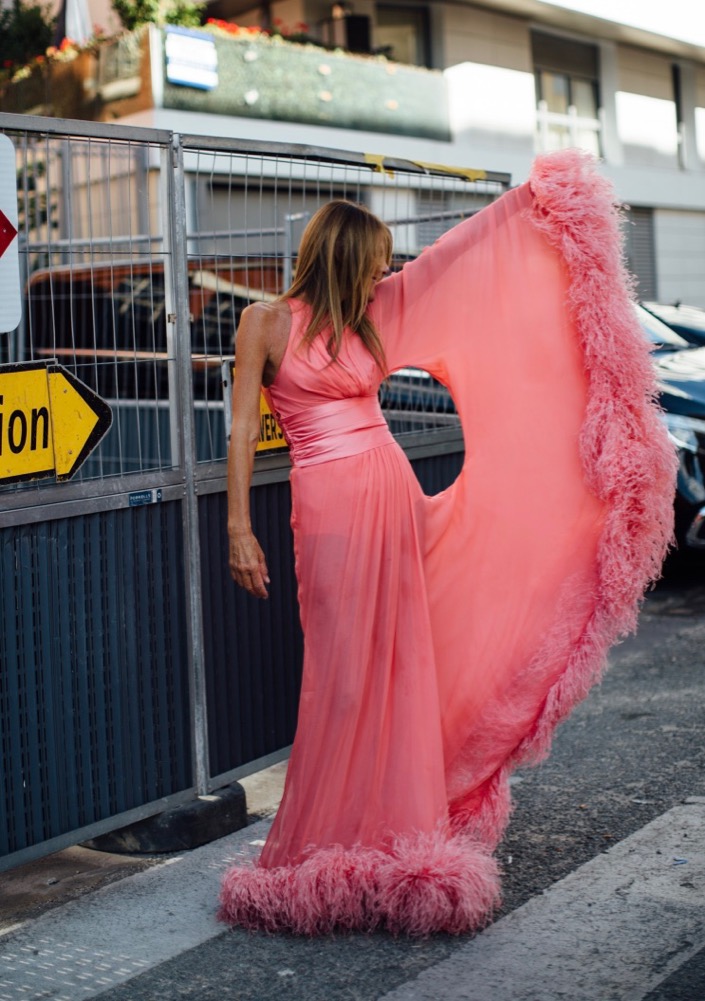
636;305;691;350
643;301;705;334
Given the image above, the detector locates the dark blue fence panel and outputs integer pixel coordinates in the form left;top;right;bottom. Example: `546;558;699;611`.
0;504;191;858
410;449;464;496
200;482;304;778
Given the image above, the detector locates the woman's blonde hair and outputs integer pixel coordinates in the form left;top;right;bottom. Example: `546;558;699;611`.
284;199;392;372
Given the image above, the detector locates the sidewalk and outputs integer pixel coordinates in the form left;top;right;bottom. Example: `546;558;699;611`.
0;787;703;1000
0;761;289;936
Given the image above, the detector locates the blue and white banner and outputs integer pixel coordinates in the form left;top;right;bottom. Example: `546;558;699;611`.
165;28;218;91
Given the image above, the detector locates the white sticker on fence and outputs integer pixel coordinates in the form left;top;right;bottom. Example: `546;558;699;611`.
0;134;21;334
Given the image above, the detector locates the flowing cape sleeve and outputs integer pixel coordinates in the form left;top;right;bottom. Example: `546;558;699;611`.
370;149;676;844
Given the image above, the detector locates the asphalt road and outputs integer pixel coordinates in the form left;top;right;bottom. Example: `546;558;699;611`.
497;555;705;917
86;557;705;1001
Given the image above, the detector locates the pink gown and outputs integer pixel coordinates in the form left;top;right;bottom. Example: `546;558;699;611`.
219;150;676;935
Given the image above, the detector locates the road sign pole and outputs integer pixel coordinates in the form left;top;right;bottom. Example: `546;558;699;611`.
0;134;22;334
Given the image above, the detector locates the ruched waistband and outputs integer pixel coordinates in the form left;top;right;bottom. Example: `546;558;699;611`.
280;395;395;467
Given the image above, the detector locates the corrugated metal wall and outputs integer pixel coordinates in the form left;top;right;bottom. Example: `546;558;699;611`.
0;504;191;858
199;483;303;778
624;206;657;300
411;450;464;497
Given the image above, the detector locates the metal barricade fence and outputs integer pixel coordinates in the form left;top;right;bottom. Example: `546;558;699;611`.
0;112;509;870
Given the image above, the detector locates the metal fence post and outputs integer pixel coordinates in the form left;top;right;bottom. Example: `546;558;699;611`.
167;133;210;796
59;140;73;265
283;211;308;291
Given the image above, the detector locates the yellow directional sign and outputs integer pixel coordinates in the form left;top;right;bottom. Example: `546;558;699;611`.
0;361;112;483
257;392;287;452
230;363;287;453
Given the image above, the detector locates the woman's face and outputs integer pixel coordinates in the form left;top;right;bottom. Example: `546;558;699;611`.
365;242;391;304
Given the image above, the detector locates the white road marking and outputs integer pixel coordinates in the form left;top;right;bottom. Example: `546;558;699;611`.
381;798;705;1001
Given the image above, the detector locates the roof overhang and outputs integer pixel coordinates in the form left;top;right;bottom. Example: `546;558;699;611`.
444;0;705;62
203;0;705;63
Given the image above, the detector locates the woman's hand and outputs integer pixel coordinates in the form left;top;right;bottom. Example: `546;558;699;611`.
229;528;270;599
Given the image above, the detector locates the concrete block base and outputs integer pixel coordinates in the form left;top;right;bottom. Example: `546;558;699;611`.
81;783;247;855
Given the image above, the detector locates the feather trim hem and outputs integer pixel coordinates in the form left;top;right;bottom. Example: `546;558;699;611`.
518;150;676;757
218;830;500;936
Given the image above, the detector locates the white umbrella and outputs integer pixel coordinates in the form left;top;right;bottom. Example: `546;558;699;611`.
53;0;92;45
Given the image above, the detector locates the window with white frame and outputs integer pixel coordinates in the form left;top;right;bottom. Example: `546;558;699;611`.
532;31;601;155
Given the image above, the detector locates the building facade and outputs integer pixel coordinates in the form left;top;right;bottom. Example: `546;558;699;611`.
18;0;705;304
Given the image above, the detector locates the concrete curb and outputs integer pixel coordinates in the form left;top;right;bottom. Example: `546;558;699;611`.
81;782;247;854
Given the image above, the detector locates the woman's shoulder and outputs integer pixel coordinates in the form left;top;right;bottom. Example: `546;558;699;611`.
241;298;291;324
238;299;291;342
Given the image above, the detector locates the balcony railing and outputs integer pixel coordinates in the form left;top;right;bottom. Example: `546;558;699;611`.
0;25;450;141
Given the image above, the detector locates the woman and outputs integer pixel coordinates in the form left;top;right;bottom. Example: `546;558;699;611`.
220;150;676;936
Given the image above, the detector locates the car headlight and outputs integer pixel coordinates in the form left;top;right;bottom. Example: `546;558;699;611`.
662;413;705;453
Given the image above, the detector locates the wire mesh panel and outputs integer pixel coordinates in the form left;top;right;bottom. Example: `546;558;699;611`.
0;117;197;870
1;122;178;492
1;123;507;490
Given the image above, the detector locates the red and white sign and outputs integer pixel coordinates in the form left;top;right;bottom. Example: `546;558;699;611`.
0;134;21;334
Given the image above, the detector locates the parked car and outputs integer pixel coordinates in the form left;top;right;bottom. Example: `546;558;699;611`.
641;301;705;348
638;305;705;551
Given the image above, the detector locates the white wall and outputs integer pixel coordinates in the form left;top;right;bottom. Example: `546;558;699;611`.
439;3;532;73
439;4;536;159
59;0;121;37
695;66;705;165
615;45;680;168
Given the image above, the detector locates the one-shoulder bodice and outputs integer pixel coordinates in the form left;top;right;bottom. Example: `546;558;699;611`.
265;299;394;467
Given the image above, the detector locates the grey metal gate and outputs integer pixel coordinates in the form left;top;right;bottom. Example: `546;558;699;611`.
0;111;509;870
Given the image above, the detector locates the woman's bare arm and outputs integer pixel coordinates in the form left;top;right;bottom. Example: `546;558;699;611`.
227;302;287;598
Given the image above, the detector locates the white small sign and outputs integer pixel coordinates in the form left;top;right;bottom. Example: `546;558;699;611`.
165;28;218;91
0;134;21;334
